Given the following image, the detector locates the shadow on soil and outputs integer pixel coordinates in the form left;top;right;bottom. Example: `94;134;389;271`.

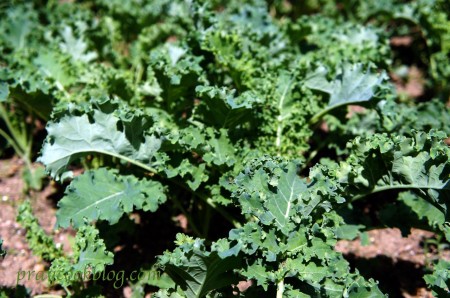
344;253;428;297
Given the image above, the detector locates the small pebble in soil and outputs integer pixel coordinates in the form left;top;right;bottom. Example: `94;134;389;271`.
33;263;45;272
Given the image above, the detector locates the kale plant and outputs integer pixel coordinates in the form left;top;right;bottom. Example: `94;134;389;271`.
1;0;449;296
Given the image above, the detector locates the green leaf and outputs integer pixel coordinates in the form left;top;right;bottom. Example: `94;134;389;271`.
59;25;98;63
73;226;114;272
0;82;9;102
48;226;114;288
158;235;241;298
398;191;446;229
0;4;37;49
335;224;366;241
39;108;163;181
342;131;450;214
164;252;240;298
22;165;46;192
16;200;63;262
273;71;298;151
287;260;328;284
149;44;204;116
424;259;450;297
202;128;236;167
195;86;261;128
306;63;387;123
56;168;166;228
265;163;307;234
34;50;76;90
242;262;271;290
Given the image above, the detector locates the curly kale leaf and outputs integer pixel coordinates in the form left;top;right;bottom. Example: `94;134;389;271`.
157;158;383;297
157;234;241;298
194;85;261;128
48;226;114;288
39;99;164;181
16;200;63;262
424;259;450;297
305;63;388;123
56;168;167;228
336;131;450;211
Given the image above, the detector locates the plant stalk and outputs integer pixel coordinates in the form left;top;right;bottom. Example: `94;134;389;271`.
276;279;285;298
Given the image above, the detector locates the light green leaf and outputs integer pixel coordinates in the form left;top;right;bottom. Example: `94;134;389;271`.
265;163;307;234
0;4;36;49
56;168;166;228
423;260;450;297
306;63;387;123
333;131;450;218
399;191;446;229
34;50;76;89
335;224;365;240
39;109;162;180
48;226;114;287
202;128;236;167
242;262;271;290
59;25;98;63
17;200;63;261
274;71;297;151
0;82;9;102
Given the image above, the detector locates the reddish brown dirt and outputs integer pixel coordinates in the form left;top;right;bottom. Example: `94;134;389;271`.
0;157;72;296
336;229;450;297
391;65;425;99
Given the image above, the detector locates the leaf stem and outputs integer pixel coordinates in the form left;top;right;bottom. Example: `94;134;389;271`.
0;103;28;152
351;184;444;202
170;178;242;229
63;285;72;297
309;102;353;125
203;201;212;237
0;128;24;157
276;279;285;298
170;194;202;237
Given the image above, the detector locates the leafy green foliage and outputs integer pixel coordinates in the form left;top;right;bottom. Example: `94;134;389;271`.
16;201;63;262
158;158;385;296
424;259;450;296
48;225;114;290
157;234;241;298
2;0;449;296
57;168;166;228
39;101;164;181
305;63;388;123
336;131;450;211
